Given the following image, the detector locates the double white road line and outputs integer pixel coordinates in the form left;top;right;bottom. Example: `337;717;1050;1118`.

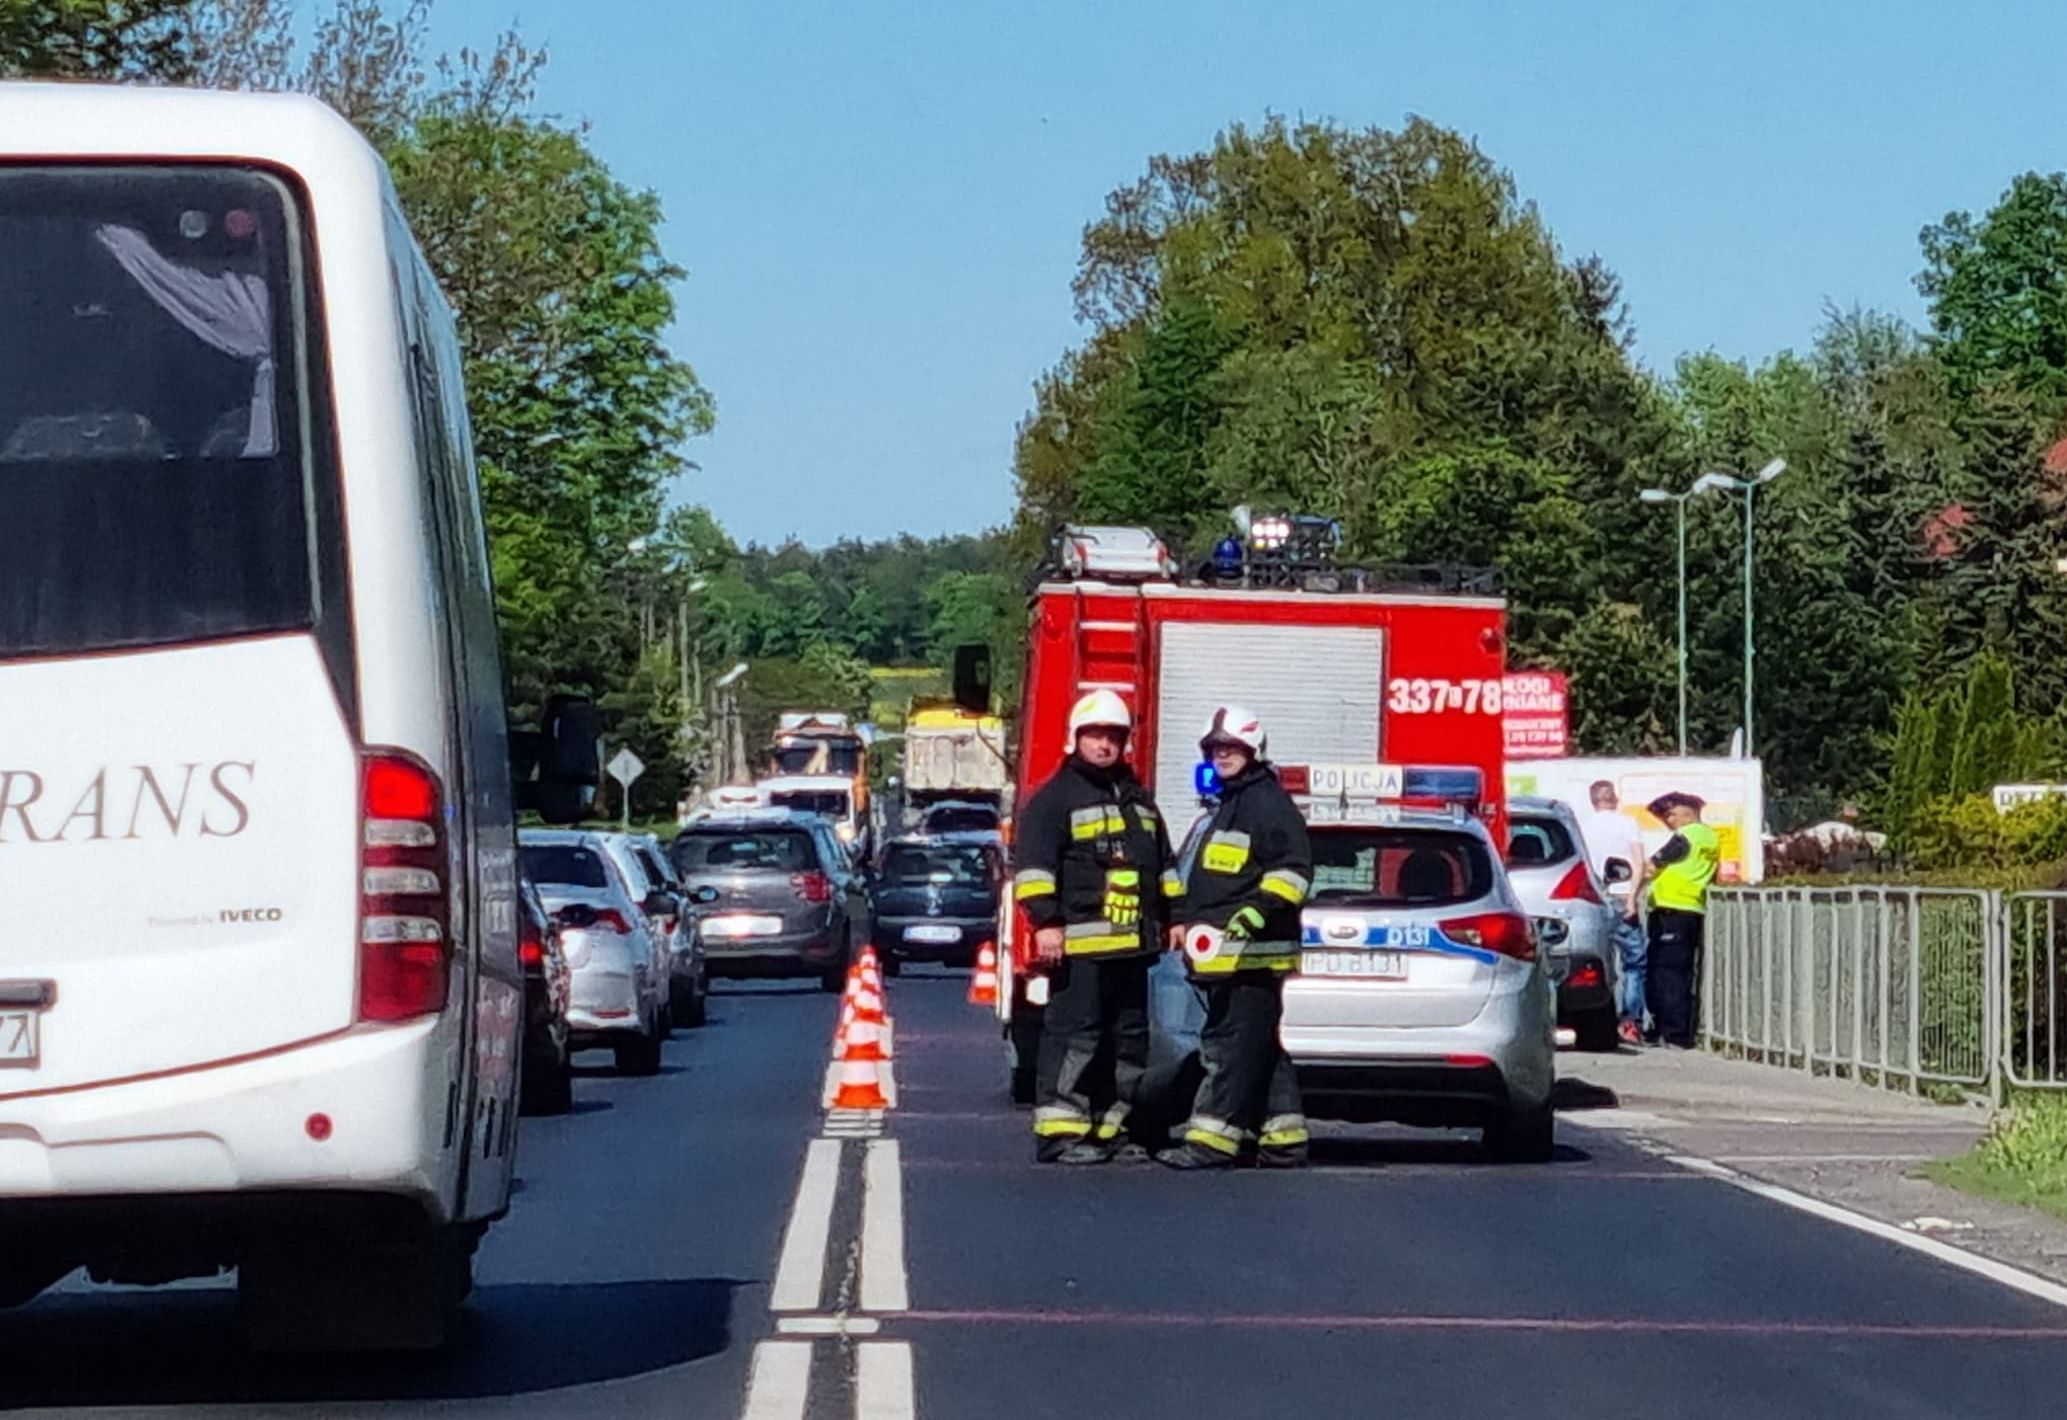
745;1132;914;1419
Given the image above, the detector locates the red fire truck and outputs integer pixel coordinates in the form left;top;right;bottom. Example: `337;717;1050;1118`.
997;520;1511;1100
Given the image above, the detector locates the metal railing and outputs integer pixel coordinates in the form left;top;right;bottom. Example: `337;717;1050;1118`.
1704;885;2067;1095
1705;887;1996;1091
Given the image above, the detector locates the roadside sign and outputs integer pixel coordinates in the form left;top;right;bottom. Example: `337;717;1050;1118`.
607;746;646;789
1503;672;1569;760
607;747;646;830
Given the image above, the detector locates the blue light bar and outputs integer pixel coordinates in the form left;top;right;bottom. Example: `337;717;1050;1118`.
1399;766;1484;804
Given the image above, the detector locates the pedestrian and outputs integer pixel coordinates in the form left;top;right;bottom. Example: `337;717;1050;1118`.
1009;689;1183;1164
1159;706;1315;1171
1643;791;1720;1049
1580;780;1650;1047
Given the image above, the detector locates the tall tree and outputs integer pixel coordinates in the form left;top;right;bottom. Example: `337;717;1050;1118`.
0;0;191;78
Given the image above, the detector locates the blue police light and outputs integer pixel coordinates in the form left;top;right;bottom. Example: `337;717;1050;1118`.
1211;536;1243;575
1398;766;1485;807
1194;760;1222;798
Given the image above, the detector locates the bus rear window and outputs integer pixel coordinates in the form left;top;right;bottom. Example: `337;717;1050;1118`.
0;165;333;657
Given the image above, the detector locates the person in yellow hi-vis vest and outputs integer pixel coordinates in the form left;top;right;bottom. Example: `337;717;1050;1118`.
1644;791;1719;1048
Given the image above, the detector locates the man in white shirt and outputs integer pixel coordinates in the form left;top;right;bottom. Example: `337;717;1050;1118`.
1580;780;1649;1046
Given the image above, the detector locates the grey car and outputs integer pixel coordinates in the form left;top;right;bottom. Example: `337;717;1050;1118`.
1506;796;1623;1052
670;809;870;992
518;830;672;1076
601;831;709;1029
1150;804;1556;1161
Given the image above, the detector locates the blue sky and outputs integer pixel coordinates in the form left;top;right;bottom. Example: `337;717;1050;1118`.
434;0;2067;547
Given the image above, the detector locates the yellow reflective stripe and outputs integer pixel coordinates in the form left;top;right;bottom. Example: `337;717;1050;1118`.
1260;870;1309;905
1068;806;1129;840
1260;1126;1310;1148
1191;943;1298;974
1033;1106;1091;1138
1013;869;1057;900
1064;933;1141;955
1201;835;1251;873
1106;868;1141;887
1160;870;1184;898
1135;807;1158;829
1182;1116;1247;1154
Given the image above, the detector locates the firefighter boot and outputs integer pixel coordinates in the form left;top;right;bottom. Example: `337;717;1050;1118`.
1056;1142;1114;1166
1156;1141;1236;1171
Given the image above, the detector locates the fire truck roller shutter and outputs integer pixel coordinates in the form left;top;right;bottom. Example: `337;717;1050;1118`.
1153;621;1386;836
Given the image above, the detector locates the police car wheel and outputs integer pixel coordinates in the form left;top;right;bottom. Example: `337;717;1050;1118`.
1483;1101;1555;1164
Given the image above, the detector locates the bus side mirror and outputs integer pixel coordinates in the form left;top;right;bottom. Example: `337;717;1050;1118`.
512;693;601;824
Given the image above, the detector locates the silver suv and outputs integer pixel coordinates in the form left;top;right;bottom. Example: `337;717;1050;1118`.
1153;805;1555;1161
1505;796;1623;1051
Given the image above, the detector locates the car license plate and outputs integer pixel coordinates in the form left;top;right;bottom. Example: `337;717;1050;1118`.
0;1009;40;1066
1299;949;1408;979
904;924;961;944
701;914;784;938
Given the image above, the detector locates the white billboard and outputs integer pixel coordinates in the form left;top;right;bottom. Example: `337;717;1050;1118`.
1506;755;1766;885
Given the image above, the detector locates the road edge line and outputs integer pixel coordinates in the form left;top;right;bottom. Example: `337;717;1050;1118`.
740;1339;814;1420
771;1137;844;1312
855;1339;916;1420
1660;1151;2067;1312
861;1138;910;1312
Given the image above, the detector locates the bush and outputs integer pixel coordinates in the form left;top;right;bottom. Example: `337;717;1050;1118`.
1905;793;2067;871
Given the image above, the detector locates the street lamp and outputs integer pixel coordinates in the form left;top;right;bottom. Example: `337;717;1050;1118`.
1701;458;1787;760
1638;485;1695;755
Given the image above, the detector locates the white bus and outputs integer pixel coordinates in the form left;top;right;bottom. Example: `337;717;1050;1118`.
0;83;593;1349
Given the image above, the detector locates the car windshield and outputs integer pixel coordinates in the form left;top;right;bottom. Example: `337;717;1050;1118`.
882;842;991;886
1308;827;1497;907
771;791;848;819
1506;815;1578;868
771;740;862;775
675;829;815;873
521;844;610;891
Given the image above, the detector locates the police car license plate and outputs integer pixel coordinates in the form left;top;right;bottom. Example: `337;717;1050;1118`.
1300;950;1408;979
0;1009;40;1066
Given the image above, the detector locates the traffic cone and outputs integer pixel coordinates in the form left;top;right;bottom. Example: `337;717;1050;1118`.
968;942;1000;1006
838;1010;891;1062
829;1053;891;1109
845;976;888;1024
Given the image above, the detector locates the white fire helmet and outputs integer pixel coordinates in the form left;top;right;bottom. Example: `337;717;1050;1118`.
1199;704;1267;756
1068;688;1133;740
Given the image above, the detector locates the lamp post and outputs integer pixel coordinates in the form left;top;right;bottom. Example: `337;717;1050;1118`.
1638;485;1696;755
1702;458;1786;759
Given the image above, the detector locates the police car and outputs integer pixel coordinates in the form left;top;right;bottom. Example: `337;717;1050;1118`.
1151;765;1556;1162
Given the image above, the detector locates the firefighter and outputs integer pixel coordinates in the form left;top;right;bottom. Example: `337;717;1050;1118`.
1160;706;1314;1171
1010;689;1183;1164
1643;791;1720;1048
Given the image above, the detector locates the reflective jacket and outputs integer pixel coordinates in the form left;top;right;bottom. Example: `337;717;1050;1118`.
1649;821;1720;913
1011;755;1181;959
1180;763;1313;974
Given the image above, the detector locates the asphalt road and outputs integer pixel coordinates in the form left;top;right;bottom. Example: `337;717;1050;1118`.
9;970;2067;1419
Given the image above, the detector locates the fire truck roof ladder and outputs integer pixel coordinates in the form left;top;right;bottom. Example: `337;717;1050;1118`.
1075;588;1145;699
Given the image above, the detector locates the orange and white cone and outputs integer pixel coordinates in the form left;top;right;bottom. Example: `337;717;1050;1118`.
846;977;888;1023
829;1052;892;1109
838;1010;891;1063
968;942;1000;1006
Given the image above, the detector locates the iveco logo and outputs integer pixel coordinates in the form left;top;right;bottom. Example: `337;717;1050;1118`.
1320;917;1365;944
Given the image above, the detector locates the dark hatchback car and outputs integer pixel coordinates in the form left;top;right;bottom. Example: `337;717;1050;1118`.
671;810;870;992
870;833;1003;974
516;876;574;1115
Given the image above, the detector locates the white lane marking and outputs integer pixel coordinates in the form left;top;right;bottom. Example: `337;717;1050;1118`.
776;1314;883;1335
861;1138;910;1312
855;1340;917;1420
1714;1153;1937;1164
771;1138;844;1312
1661;1154;2067;1311
741;1340;814;1420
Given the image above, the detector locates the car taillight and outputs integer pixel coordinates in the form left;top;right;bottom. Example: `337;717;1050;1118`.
519;924;545;969
792;871;833;904
590;909;633;935
1549;861;1603;904
1568;961;1604;990
359;752;449;1021
1439;911;1536;962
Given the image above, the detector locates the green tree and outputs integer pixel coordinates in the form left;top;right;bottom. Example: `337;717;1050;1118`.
1920;173;2067;410
0;0;192;78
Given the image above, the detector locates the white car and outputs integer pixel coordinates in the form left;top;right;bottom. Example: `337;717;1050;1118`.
519;831;672;1075
0;84;595;1350
596;830;709;1028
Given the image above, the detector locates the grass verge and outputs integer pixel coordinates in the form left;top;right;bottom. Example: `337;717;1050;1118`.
1927;1093;2067;1223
